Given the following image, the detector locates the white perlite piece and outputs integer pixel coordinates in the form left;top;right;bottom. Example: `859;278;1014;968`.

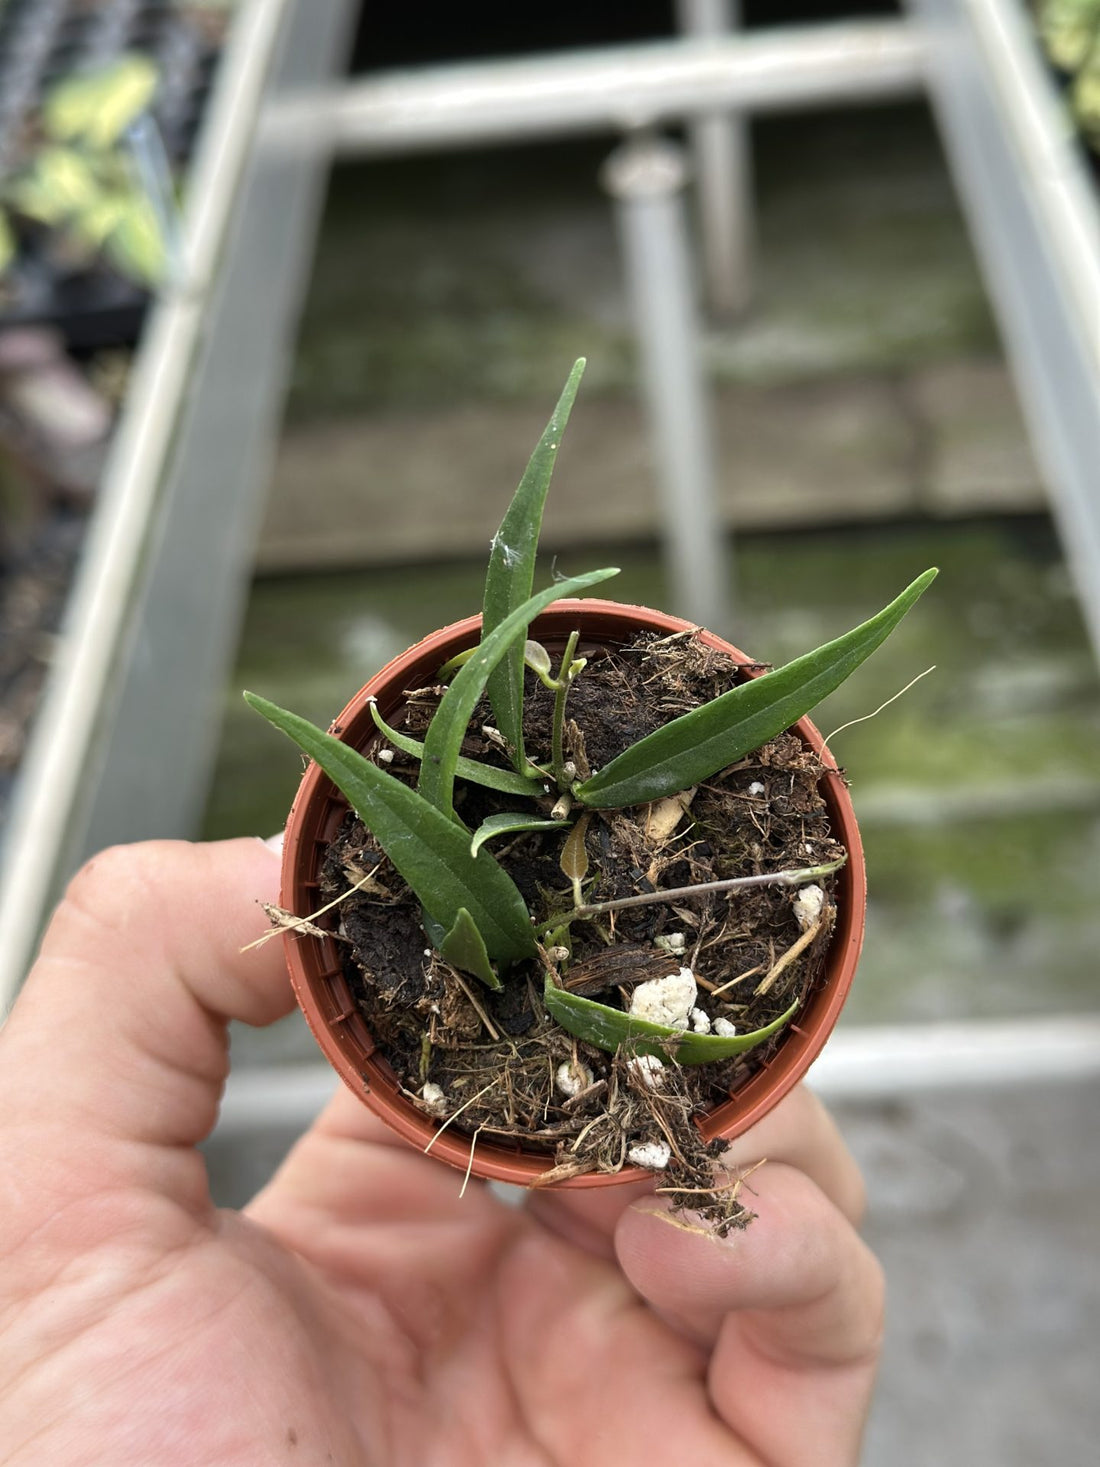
690;1007;711;1034
555;1060;593;1098
420;1083;447;1115
627;1140;671;1171
629;966;697;1029
627;1053;666;1089
713;1017;738;1038
655;931;687;956
793;883;825;931
748;780;765;796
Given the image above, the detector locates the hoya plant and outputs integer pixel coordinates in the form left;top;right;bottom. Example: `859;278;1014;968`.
247;360;936;1073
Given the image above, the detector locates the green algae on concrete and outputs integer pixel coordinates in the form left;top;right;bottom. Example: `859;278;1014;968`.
286;107;995;422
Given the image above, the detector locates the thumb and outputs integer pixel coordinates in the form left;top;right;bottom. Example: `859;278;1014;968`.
0;839;294;1219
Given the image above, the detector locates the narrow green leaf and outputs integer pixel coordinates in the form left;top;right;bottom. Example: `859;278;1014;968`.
543;977;799;1064
575;568;938;808
439;908;502;990
437;646;476;679
483;359;586;770
419;565;619;820
368;701;547;798
244;693;537;965
469;813;564;858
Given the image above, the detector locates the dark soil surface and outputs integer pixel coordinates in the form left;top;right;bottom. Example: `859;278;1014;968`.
319;630;845;1229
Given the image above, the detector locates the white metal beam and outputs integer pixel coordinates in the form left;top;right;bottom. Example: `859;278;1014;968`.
262;21;926;158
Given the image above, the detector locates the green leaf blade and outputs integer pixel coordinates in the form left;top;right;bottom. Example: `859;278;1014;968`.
439;908;502;990
245;693;537;965
469;813;564;858
543;977;798;1064
418;564;619;820
368;701;547;798
575;568;938;808
483;359;586;769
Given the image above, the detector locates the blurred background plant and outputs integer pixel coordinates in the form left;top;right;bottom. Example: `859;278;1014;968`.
1034;0;1100;148
0;53;167;290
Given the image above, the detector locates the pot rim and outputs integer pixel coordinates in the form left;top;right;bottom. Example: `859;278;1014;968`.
280;598;867;1188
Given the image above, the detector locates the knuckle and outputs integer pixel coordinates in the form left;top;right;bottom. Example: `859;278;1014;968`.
54;841;178;941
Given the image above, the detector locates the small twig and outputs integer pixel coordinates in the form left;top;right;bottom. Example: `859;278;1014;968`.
458;1126;484;1199
561;1077;608;1113
755;916;826;996
566;857;847;923
709;963;765;999
450;969;502;1042
423;1083;496;1154
240;864;383;952
656;1158;768;1198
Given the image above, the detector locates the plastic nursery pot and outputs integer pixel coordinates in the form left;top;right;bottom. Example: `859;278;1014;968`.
280;599;867;1190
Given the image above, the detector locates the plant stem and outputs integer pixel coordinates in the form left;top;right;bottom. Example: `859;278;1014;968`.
551;629;580;791
563;856;847;922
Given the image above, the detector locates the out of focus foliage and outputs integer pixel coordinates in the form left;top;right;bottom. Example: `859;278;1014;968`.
1035;0;1100;151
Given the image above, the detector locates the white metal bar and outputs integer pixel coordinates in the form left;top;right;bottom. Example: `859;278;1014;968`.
602;135;731;633
813;1016;1100;1097
213;1015;1100;1138
262;21;926;158
910;0;1100;667
675;0;754;318
0;0;345;1016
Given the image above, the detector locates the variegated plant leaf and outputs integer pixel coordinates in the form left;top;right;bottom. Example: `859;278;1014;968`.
542;977;799;1064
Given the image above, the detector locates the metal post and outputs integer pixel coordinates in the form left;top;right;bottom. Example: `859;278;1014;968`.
601;135;731;633
675;0;753;318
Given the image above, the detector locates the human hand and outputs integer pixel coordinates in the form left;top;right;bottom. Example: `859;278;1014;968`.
0;839;882;1466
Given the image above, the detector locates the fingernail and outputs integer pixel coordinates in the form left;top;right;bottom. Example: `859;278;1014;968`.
258;831;285;856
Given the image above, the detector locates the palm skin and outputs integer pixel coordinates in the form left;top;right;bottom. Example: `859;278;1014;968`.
0;840;882;1467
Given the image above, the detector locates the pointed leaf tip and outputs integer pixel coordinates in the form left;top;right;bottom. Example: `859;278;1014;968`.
482;360;589;771
575;568;938;809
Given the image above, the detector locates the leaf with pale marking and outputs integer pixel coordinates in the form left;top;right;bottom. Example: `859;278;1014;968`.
574;569;938;809
542;977;799;1064
483;359;586;771
368;702;546;798
245;693;537;965
469;813;564;858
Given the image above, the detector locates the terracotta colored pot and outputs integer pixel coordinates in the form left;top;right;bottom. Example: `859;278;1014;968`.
280;599;867;1188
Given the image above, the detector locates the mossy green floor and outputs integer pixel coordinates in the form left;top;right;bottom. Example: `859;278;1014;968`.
205;515;1100;1026
285;107;996;420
